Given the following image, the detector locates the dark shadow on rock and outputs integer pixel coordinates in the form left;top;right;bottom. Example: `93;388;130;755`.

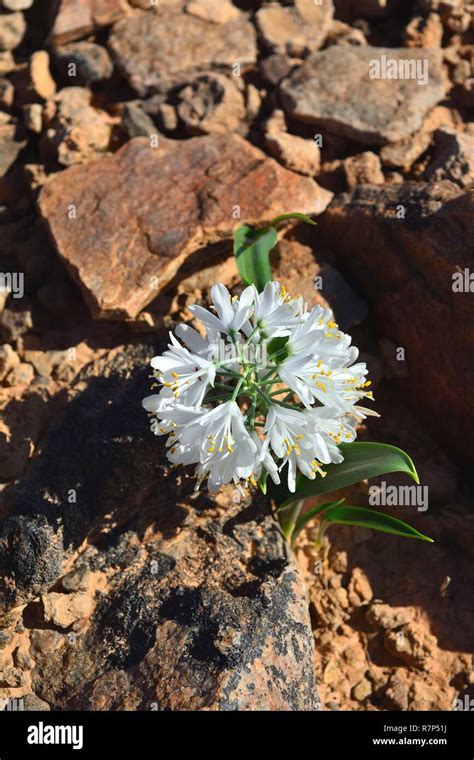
0;344;319;710
0;343;191;612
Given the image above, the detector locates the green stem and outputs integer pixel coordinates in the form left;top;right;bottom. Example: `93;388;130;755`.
279;499;304;545
232;377;244;401
268;387;291;397
313;521;328;551
245;324;259;343
214;382;236;391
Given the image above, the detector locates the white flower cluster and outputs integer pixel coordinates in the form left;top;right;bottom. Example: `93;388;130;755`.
143;282;376;493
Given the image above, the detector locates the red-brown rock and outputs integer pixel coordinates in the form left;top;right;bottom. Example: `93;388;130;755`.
38;134;332;319
280;46;448;145
316;181;474;464
256;0;334;57
108;6;257;96
50;0;129;44
0;115;26;177
0;346;320;710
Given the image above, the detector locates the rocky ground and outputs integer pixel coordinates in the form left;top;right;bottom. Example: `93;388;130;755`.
0;0;473;710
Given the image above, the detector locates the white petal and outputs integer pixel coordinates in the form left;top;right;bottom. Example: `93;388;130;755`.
211;284;234;325
189;304;227;334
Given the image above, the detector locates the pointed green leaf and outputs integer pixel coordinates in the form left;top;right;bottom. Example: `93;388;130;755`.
322;505;433;543
275;442;419;510
233;225;276;292
270;213;317;227
258;470;269;495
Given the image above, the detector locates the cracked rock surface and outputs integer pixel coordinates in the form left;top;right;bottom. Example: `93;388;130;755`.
38;134;332;319
0;345;319;711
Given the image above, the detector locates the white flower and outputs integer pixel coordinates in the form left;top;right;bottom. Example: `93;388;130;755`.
189;283;254;337
306;406;357;462
150;332;216;407
262;405;328;492
142;281;376;494
248;281;302;338
161;401;257;492
286;307;357;362
251;432;280;487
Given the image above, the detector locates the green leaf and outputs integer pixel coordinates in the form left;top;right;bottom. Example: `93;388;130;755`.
258;470;269;495
322;505;433;543
233;225;276;292
266;335;289;362
270;213;317;227
275;442;419;510
293;498;346;541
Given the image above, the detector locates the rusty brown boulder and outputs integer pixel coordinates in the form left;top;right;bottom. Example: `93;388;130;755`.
108;6;257;96
280;46;447;145
0;345;319;711
316;181;474;464
38;133;332;319
49;0;129;44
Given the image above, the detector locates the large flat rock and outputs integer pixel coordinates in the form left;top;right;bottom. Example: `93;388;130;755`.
316;181;474;464
0;346;319;711
38;134;332;319
280;46;448;145
256;0;334;56
108;6;257;96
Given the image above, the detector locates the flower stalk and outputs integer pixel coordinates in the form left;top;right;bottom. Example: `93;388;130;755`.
142;214;432;548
